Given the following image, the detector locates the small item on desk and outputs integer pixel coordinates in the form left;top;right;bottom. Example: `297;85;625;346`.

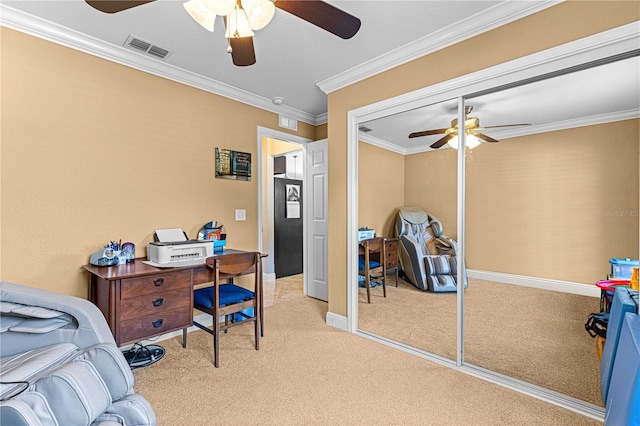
358;227;376;241
89;246;118;266
197;221;227;252
90;239;134;266
121;242;135;263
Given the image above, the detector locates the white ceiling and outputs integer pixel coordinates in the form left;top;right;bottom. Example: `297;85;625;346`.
2;1;638;151
2;1;552;120
361;55;640;153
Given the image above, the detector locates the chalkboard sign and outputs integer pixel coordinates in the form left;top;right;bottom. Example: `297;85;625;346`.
215;148;251;181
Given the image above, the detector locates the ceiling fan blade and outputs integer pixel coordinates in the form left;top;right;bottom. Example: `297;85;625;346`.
229;37;257;66
408;128;449;138
275;1;361;39
85;0;154;13
473;132;499;143
430;134;455;149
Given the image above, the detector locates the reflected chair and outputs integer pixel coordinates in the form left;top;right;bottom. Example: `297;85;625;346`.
183;252;261;367
358;237;387;303
395;207;466;292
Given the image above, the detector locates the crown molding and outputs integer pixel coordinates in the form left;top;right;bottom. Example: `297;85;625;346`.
488;109;640;140
317;1;561;95
0;4;322;126
365;109;640;155
359;133;407;155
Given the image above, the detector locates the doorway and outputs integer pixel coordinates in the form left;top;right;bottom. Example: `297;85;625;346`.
257;127;313;301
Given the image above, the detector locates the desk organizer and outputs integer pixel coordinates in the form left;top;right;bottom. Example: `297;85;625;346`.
213;240;226;252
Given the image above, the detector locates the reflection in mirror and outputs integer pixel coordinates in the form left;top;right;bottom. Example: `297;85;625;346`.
357;99;459;361
462;55;639;406
353;53;639;406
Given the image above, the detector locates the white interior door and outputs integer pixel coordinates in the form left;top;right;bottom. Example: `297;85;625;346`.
305;138;328;301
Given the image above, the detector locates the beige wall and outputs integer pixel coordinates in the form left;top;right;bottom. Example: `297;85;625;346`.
405;120;639;284
328;2;640;316
0;28;316;297
358;142;405;237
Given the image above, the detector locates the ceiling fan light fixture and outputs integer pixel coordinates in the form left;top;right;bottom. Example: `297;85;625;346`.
183;0;216;31
243;0;275;30
447;133;481;150
203;0;236;16
224;0;255;38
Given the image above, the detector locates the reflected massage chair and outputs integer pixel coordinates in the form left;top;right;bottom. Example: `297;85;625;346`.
395;207;467;292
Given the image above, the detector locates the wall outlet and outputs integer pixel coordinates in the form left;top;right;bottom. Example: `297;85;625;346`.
235;209;246;221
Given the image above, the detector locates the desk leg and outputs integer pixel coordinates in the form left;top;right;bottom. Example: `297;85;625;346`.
259;263;264;337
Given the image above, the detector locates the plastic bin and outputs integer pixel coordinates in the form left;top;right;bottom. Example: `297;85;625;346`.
597;280;630;313
610;258;640;280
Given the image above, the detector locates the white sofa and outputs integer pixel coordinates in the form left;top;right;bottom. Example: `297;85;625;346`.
0;281;156;425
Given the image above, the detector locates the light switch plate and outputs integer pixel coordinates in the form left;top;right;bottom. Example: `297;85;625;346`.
235;209;246;221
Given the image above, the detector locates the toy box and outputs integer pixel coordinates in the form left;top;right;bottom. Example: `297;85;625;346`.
610;258;639;279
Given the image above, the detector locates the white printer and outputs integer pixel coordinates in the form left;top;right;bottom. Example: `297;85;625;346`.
145;228;213;268
358;227;376;241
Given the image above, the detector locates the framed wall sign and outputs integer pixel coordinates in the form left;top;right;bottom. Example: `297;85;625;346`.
215;148;251;181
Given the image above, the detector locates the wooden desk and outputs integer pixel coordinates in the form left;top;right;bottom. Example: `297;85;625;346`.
83;250;263;346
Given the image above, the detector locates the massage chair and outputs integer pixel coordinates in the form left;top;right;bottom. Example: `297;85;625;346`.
0;281;156;425
395;207;467;292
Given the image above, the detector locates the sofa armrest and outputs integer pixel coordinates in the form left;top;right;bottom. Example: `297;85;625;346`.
0;281;115;357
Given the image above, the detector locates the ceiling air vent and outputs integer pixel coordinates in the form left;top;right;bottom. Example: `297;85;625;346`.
359;125;373;132
123;35;172;60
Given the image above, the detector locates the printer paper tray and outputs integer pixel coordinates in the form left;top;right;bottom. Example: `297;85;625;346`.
143;259;206;268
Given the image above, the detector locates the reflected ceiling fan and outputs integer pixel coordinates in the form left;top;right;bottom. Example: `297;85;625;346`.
408;106;530;149
85;0;361;66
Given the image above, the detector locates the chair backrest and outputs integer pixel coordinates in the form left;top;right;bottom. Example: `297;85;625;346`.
395;207;444;256
206;252;261;281
359;237;386;275
361;237;384;254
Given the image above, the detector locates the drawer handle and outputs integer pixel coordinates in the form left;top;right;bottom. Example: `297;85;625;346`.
153;278;165;287
152;298;164;307
152;319;164;328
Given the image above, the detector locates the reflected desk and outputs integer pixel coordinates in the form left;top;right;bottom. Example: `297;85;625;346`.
358;238;399;286
83;250;264;347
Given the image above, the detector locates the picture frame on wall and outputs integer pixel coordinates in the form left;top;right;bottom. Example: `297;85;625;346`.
286;184;300;218
215;148;251;181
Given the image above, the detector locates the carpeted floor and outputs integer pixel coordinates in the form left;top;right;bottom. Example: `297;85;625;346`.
358;277;603;406
132;282;601;425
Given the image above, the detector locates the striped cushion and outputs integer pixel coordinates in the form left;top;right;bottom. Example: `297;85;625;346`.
424;255;452;276
427;275;457;289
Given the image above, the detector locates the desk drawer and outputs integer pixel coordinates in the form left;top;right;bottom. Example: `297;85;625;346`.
119;308;191;345
119;287;192;321
385;241;398;269
121;270;191;299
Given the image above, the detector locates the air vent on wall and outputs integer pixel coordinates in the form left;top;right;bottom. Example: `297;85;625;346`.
123;35;172;60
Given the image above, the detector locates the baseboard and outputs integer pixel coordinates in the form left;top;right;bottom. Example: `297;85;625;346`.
468;269;600;298
326;311;348;331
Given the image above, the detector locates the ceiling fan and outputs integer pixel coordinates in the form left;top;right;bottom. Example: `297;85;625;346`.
408;105;530;150
85;0;361;67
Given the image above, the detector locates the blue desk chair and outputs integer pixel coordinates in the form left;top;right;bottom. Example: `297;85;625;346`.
359;237;387;303
183;252;261;367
